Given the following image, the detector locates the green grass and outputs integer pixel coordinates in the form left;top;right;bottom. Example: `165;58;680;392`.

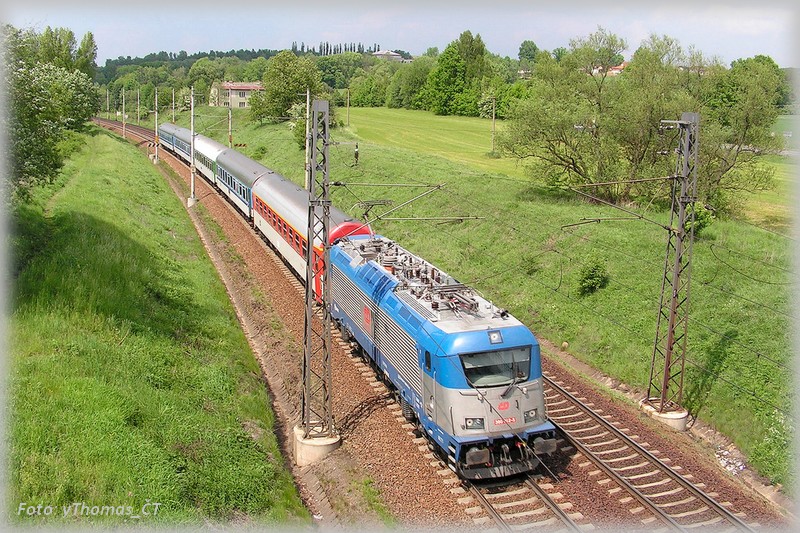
164;105;794;490
9;128;309;525
357;478;396;527
772;114;798;150
744;154;795;233
347;107;526;179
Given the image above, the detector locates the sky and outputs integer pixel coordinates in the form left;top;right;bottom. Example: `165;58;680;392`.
2;0;798;69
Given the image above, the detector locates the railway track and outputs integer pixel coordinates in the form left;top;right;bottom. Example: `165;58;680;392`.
544;373;758;532
94;118;156;144
464;475;588;532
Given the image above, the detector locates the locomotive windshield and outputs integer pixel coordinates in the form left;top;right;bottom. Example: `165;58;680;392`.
460;347;530;388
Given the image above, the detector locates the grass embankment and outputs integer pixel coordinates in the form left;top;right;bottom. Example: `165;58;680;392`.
9;127;308;525
169;104;794;491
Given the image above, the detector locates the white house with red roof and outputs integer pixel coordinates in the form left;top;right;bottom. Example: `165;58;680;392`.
210;81;263;108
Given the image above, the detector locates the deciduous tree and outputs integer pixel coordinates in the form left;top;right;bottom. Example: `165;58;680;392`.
421;42;466;115
501;28;784;211
255;50;323;122
75;31;97;79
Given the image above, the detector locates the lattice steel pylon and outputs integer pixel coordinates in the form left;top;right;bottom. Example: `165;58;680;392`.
300;99;336;439
645;112;700;415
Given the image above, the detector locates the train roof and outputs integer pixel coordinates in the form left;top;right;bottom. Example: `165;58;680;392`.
195;135;228;160
334;235;523;334
252;171;363;244
216;148;274;189
158;122;193;144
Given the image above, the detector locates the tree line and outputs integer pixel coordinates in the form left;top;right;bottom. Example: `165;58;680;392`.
4;23;795;213
247;29;792;212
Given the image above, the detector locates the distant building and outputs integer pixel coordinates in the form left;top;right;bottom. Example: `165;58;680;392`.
210;81;263;108
607;61;629;76
590;61;629;77
371;50;405;62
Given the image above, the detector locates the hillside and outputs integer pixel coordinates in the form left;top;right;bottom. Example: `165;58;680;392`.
9;128;309;525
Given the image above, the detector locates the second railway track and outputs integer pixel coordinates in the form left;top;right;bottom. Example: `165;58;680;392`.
544;372;759;532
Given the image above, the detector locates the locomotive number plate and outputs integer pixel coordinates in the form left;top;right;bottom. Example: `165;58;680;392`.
493;417;517;425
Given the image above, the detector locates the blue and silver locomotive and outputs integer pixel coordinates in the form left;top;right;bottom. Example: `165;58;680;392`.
330;235;557;479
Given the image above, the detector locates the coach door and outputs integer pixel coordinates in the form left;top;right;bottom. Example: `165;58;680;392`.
422;350;436;423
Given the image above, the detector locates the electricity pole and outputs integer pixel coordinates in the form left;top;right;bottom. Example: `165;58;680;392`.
172;87;175;123
304;88;311;189
294;99;340;465
228;107;233;148
106;88;109;120
491;96;497;153
188;86;196;207
154;87;159;164
137;87;140;124
122;89;126;139
643;112;700;429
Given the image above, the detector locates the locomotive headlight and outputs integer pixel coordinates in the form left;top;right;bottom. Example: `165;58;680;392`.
464;417;485;430
524;409;538;423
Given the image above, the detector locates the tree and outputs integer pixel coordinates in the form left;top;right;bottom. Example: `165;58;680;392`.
38;26;76;70
188;57;224;89
248;90;270;125
699;55;784;207
419;31;491;117
421;42;466;115
386;55;436;109
349;62;397;107
500;29;784;211
605;34;690;200
4;24;100;198
4;24;100;196
500;28;630;200
456;30;487;84
256;50;323;122
315;52;364;89
242;56;269;82
518;40;539;63
552;47;568;62
75;31;97;79
7;63;63;195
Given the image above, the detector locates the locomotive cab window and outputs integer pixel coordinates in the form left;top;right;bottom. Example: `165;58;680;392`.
460;347;530;388
424;351;431;372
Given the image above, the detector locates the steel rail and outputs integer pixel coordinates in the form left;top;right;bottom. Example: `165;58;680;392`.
522;476;584;533
544;374;756;532
464;482;513;533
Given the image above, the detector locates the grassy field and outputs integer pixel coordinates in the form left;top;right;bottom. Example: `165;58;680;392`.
772;115;798;149
165;104;794;490
744;154;795;233
8;128;308;525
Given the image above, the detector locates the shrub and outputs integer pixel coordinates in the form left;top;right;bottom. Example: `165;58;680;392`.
577;254;609;295
686;203;716;235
